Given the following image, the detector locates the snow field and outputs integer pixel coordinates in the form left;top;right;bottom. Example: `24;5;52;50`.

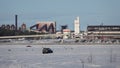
0;45;120;68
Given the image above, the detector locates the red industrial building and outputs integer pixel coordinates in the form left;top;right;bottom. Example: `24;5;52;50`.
30;21;56;34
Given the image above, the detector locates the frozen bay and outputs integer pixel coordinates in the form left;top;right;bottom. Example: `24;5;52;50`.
0;45;120;68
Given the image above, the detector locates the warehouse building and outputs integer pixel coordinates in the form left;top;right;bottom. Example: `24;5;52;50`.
87;25;120;39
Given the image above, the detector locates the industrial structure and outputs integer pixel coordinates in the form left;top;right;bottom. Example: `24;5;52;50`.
61;25;68;33
15;15;18;31
0;24;16;30
1;14;120;43
30;21;56;34
62;29;71;39
87;25;120;39
19;23;27;32
74;16;80;35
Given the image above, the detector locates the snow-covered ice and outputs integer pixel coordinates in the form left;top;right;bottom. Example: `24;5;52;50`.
0;45;120;68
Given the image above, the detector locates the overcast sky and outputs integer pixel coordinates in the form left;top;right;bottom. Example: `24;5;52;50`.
0;0;120;30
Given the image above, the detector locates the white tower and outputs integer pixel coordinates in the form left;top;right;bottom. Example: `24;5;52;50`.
74;16;80;34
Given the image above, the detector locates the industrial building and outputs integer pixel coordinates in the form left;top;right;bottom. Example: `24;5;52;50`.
19;23;27;32
30;21;56;34
0;24;16;30
87;25;120;39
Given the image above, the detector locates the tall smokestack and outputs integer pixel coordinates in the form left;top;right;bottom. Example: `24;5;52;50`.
15;15;18;31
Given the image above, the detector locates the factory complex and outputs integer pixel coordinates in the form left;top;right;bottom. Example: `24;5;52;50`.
0;15;120;43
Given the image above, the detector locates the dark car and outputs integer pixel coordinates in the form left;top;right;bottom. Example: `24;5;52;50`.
42;48;53;54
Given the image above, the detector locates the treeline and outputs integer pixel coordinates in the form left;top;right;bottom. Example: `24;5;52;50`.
0;28;38;36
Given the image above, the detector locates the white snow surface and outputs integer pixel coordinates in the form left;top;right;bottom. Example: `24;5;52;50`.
0;44;120;68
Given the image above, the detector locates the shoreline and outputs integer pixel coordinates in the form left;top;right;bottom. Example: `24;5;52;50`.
0;42;120;45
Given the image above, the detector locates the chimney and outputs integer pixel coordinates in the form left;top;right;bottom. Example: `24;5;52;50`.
15;15;18;31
